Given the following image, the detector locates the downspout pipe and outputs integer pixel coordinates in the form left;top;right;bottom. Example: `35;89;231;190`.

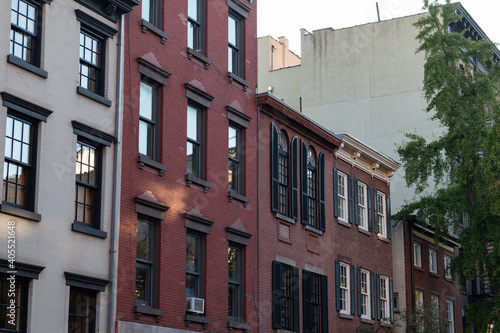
108;13;125;333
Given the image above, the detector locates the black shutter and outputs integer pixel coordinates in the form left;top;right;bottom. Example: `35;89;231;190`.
357;267;362;316
319;152;325;232
272;261;282;329
367;186;373;232
271;123;279;212
292;266;300;332
301;140;308;225
376;274;381;321
389;277;394;322
291;137;299;221
321;275;328;333
335;260;340;311
348;176;353;223
371;271;376;319
350;265;356;315
354;179;359;226
387;195;392;239
303;270;311;333
333;168;338;218
374;189;379;234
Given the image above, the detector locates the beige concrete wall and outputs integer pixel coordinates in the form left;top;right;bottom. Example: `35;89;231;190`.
0;1;119;331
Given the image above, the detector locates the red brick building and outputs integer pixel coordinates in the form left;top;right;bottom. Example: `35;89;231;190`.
116;0;259;331
257;93;401;332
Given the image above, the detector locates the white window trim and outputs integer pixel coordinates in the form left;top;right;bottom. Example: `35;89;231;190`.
361;269;370;319
380;276;389;322
446;299;455;333
444;255;452;279
429;249;437;274
339;262;350;314
337;172;348;222
376;191;387;237
413;242;422;267
358;182;368;230
431;294;440;332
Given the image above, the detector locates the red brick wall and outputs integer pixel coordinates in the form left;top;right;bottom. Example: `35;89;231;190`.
259;107;394;332
117;0;259;331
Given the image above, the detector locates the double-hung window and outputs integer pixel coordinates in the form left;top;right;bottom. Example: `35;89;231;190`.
337;172;348;222
272;261;299;331
415;289;424;331
358;269;371;319
135;217;156;307
339;263;350;314
188;0;204;51
356;182;368;229
414;242;422;267
303;270;328;333
444;255;452;279
228;244;243;322
277;130;289;215
0;274;28;332
379;276;389;321
186;232;204;300
336;261;355;316
431;294;440;331
68;287;96;333
446;300;454;333
139;80;160;160
334;168;353;224
306;148;317;226
228;13;243;77
142;0;161;28
429;249;437;274
228;124;243;194
187;104;204;178
375;191;387;237
301;142;325;231
76;10;117;106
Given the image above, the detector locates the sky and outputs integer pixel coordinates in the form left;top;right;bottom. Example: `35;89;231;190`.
257;0;500;56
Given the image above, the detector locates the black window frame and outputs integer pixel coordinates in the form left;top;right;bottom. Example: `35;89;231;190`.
186;103;205;180
186;230;204;300
227;11;243;78
272;261;299;332
138;77;161;161
277;130;289;216
228;122;244;195
187;0;205;52
68;287;97;333
135;216;158;308
0;274;29;333
300;141;325;232
141;0;161;29
303;270;328;333
228;243;244;322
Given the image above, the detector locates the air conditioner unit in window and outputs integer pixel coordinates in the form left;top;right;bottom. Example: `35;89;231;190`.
185;297;205;314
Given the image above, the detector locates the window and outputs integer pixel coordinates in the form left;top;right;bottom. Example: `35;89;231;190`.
336;261;355;316
142;0;161;28
76;10;117;106
306;148;316;226
3;114;34;210
303;270;328;333
228;244;243;322
337;172;348;222
188;0;204;51
429;249;437;274
228;124;243;194
139;80;160;160
68;287;96;333
187;104;204;178
75;140;101;229
186;232;203;299
415;289;424;330
431;294;440;332
339;263;350;314
413;242;422;267
228;12;243;77
379;276;390;321
356;181;368;230
277;130;289;215
444;255;452;279
359;269;371;319
136;218;157;307
375;191;387;237
0;274;28;332
301;142;325;231
272;262;299;331
446;300;454;333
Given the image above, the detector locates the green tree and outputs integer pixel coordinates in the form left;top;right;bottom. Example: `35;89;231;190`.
396;0;500;331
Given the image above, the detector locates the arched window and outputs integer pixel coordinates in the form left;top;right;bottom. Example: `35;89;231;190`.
278;130;289;215
306;147;316;226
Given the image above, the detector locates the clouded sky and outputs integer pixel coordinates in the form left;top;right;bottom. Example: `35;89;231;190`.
257;0;500;56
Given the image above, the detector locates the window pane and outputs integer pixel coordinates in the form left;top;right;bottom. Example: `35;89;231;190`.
228;16;237;45
187;106;198;140
228;246;239;282
228;126;237;158
135;262;151;302
186;273;198;298
137;219;151;261
188;0;198;20
186;235;199;272
142;0;151;21
139;120;152;156
228;283;238;317
140;82;154;120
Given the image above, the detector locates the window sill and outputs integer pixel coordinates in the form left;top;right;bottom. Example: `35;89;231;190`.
138;154;166;176
305;225;323;235
186;173;210;192
228;72;249;91
72;221;107;239
358;227;371;236
339;312;353;320
414;266;424;272
445;277;453;283
377;234;390;243
141;19;168;43
228;321;250;331
228;191;249;207
337;220;351;228
187;48;211;69
275;213;296;224
185;313;210;329
77;86;112;107
380;321;393;328
7;55;48;78
360;317;374;325
134;305;163;322
0;202;41;222
430;272;439;278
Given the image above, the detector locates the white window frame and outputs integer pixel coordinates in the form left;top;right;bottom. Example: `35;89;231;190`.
431;294;440;332
380;276;389;321
429;248;437;274
376;191;386;237
413;242;422;267
444;255;452;279
446;299;455;333
357;182;368;230
415;289;424;332
339;262;350;314
337;172;348;222
360;269;370;319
